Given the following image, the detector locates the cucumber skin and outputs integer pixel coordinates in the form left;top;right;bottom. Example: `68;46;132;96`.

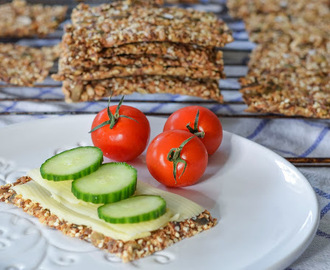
98;195;167;224
40;146;103;181
71;162;137;204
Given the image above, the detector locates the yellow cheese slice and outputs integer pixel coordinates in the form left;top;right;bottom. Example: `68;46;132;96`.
27;168;204;221
13;168;205;241
28;168;89;206
13;181;172;241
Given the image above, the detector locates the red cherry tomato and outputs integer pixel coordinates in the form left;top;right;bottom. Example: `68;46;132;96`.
90;99;150;162
146;130;208;187
163;106;223;155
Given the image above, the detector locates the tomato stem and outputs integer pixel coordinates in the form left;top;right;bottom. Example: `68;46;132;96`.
89;96;137;133
167;136;195;184
186;110;205;138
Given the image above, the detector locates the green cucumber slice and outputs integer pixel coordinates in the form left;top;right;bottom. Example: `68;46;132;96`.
71;162;137;204
98;195;166;224
40;146;103;181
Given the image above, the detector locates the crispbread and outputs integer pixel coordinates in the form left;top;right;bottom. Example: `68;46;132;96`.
61;31;224;66
68;3;233;48
239;42;330;118
0;177;217;262
72;1;222;28
244;12;329;46
242;88;330;119
54;63;224;81
126;0;199;4
228;0;330;118
0;0;67;37
59;48;223;71
227;0;329;47
61;54;223;71
0;43;59;86
227;0;329;19
62;76;222;103
240;43;329;92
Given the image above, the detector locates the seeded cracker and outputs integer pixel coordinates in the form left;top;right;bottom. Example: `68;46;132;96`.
62;76;222;103
0;43;60;86
54;63;224;81
243;12;329;46
227;0;329;19
241;44;329;96
0;177;217;262
227;0;330;118
61;54;223;71
59;45;224;71
0;0;67;37
69;2;233;49
61;31;224;67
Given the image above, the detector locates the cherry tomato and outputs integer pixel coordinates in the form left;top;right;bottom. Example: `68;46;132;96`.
146;130;208;187
90;98;150;161
163;106;223;155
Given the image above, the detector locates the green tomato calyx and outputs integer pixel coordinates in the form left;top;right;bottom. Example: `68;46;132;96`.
186;110;205;139
89;96;137;133
167;136;195;184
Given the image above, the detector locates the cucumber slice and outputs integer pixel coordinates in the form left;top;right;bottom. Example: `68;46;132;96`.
40;146;103;181
98;195;166;224
71;162;137;204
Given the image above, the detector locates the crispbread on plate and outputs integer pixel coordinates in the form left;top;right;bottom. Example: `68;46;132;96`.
0;176;217;262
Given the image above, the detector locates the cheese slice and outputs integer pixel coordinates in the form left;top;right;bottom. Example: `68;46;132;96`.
13;169;205;241
13;181;172;240
27;168;204;221
28;168;89;206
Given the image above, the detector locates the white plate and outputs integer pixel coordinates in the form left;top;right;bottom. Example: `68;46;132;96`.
0;116;319;270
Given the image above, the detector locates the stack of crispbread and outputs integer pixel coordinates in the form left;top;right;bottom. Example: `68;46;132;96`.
227;0;330;118
52;0;233;102
0;0;67;38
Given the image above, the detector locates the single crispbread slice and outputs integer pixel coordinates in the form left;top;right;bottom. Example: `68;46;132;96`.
227;0;330;118
227;0;329;19
73;0;219;22
61;32;224;66
40;146;103;181
0;43;60;86
0;0;67;38
245;13;329;46
67;3;233;49
53;63;224;81
0;177;217;262
98;195;167;224
72;2;225;31
61;76;223;103
242;87;330;119
239;43;330;118
58;53;224;72
71;163;137;204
